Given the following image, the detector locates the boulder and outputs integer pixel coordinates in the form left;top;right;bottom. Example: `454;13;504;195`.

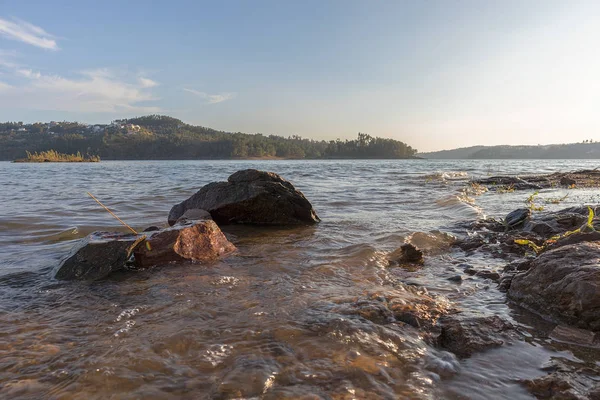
134;220;236;268
54;232;142;281
508;242;600;330
167;169;320;226
438;316;515;358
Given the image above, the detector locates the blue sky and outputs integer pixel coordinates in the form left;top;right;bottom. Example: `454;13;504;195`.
0;1;598;151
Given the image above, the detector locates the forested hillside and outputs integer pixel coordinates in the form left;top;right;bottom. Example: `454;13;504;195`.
0;115;417;160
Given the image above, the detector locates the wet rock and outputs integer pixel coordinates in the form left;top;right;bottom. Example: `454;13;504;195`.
523;370;600;400
143;226;161;232
475;176;542;190
499;260;534;292
523;221;558;237
176;208;212;224
168;169;320;226
508;242;600;330
447;275;462;283
388;288;451;330
134;220;236;268
505;208;531;229
503;259;533;273
475;270;500;282
464;267;477;276
216;357;280;399
438;316;515;358
388;243;424;266
548;231;600;250
550;325;596;347
54;232;142;281
560;176;577;186
407;231;456;255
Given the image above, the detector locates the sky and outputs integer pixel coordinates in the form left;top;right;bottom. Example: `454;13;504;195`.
0;0;599;152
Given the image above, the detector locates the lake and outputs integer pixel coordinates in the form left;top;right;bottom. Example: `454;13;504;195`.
2;159;600;399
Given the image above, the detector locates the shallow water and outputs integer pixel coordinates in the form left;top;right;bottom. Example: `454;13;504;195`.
1;159;600;399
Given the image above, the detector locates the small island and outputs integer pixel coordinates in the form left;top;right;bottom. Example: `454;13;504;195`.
14;150;100;163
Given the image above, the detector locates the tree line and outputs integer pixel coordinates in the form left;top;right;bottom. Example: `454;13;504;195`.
0;115;418;160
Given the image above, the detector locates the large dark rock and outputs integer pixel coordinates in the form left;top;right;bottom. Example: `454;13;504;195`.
54;232;142;281
508;242;600;330
134;220;236;268
168;169;320;226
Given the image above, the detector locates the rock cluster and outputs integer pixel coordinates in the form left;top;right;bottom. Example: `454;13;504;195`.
55;169;319;281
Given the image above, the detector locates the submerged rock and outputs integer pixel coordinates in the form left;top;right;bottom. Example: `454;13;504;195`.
134;220;236;268
522;365;600;400
54;232;142;281
508;242;600;330
167;169;320;226
438;316;515;358
388;243;424;266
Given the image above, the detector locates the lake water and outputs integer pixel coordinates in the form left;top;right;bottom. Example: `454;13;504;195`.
1;159;600;399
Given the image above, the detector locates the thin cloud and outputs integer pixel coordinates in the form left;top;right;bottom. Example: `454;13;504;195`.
183;88;236;104
0;67;161;113
139;77;158;88
0;17;58;50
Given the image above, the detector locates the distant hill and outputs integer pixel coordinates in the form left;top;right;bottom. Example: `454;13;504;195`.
417;146;486;159
419;143;600;159
0;115;417;161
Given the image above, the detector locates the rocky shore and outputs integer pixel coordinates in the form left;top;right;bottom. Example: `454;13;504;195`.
51;168;600;398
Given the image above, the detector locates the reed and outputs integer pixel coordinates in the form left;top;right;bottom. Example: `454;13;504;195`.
15;150;100;163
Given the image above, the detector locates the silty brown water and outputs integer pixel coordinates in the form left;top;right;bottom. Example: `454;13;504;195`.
2;159;600;399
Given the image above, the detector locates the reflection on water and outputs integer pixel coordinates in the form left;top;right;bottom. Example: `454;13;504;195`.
1;159;600;399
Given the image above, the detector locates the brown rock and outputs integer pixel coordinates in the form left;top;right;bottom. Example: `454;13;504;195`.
438;316;515;358
550;325;596;347
134;220;236;267
508;242;600;330
388;243;424;266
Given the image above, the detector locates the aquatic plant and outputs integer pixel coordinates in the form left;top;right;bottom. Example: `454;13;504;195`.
544;193;569;205
515;206;595;253
525;191;544;212
496;184;515;193
17;150;100;162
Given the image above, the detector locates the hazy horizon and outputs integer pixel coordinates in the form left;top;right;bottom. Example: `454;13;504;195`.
1;1;599;152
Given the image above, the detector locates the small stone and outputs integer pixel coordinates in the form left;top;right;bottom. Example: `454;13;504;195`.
389;243;424;265
560;176;577;186
438;316;515;358
464;267;477;276
475;270;501;282
447;275;462;283
505;208;531;229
